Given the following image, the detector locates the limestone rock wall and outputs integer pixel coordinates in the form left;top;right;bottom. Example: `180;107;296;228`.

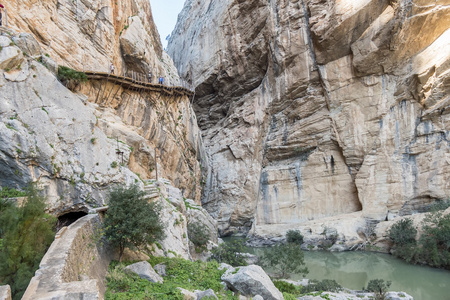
5;0;177;81
168;0;450;235
0;28;206;216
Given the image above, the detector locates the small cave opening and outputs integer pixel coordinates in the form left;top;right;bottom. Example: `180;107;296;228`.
56;211;88;231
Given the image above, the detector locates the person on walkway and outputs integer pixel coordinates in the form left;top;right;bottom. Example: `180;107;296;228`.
159;76;164;85
148;71;152;83
110;63;115;75
0;3;4;26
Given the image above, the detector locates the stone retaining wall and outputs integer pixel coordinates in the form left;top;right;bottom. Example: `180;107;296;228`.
0;285;11;300
22;214;112;300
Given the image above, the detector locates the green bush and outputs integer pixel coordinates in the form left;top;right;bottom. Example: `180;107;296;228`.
106;257;237;299
187;221;210;248
427;199;450;212
286;230;304;244
210;239;248;267
416;212;450;268
388;218;418;262
388;218;417;245
0;187;27;199
103;184;165;261
365;279;391;300
57;66;88;90
302;279;342;293
259;243;308;279
273;280;301;294
389;212;450;269
0;185;56;300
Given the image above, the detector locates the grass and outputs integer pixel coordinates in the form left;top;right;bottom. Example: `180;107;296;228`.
105;257;238;300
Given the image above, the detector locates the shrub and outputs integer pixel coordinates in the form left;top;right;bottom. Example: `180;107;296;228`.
0;185;56;300
388;218;417;262
103;184;165;261
273;280;301;294
388;218;417;245
57;66;88;90
302;279;342;293
210;239;248;267
259;243;308;279
365;279;391;300
286;229;304;244
0;187;27;199
106;257;235;299
427;199;450;212
187;221;210;248
416;212;450;269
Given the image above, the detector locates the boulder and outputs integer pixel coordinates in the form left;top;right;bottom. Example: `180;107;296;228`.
154;263;167;277
195;289;218;299
0;45;24;70
0;285;11;300
385;292;413;300
124;261;163;283
40;55;58;75
0;36;12;47
4;59;30;82
12;33;41;57
221;265;283;300
297;291;413;300
177;287;196;300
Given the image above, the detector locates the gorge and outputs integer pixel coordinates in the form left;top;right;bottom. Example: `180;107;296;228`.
0;0;449;299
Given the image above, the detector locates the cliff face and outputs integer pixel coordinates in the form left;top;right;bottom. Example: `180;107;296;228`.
6;0;179;81
168;0;450;236
0;1;206;216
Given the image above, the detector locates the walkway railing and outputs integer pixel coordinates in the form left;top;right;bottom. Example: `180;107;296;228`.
84;71;194;97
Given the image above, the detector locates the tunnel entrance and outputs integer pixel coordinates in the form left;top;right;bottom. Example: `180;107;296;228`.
56;211;88;231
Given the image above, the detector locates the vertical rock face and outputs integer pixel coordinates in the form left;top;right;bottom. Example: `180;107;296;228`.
168;0;450;235
6;0;177;81
1;1;206;214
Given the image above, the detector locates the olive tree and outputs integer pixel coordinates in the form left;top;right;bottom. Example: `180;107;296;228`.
103;184;165;261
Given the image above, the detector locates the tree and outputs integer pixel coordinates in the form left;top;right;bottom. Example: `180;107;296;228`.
417;212;450;269
0;185;56;300
103;184;165;261
187;221;210;249
365;279;391;300
259;243;308;278
210;239;248;267
286;230;304;244
387;218;417;262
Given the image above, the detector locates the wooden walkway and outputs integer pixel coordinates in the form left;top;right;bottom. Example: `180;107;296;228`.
84;71;194;97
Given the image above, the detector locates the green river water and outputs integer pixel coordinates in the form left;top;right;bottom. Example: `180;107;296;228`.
247;248;450;300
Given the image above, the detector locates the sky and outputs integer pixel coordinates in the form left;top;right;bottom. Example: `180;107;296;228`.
149;0;186;49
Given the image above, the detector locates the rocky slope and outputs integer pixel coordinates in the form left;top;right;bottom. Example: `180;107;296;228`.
0;0;206;217
168;0;450;239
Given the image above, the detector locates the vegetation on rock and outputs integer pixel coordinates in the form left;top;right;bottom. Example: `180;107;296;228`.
259;243;308;279
187;221;210;249
210;238;248;267
0;185;56;300
57;65;88;90
388;207;450;269
0;187;27;199
106;257;237;299
286;229;304;244
365;279;391;300
103;184;165;261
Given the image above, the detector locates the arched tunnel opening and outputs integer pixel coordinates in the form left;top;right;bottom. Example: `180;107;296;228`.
56;211;88;231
